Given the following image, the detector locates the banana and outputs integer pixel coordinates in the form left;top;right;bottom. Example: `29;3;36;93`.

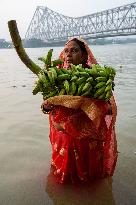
71;64;78;72
88;66;98;76
70;82;77;95
104;66;116;77
43;89;58;100
77;65;85;72
42;75;50;87
38;73;50;87
74;71;89;78
79;72;89;78
54;67;64;75
106;78;113;85
105;84;112;92
70;76;78;82
45;49;53;68
63;80;70;94
93;86;106;98
98;69;108;77
60;68;71;75
48;71;54;84
77;82;86;95
95;81;106;89
57;74;70;81
84;68;91;74
95;76;107;82
50;68;57;80
86;77;94;83
51;59;63;67
77;77;86;85
81;88;92;96
82;82;92;93
58;88;66;95
105;90;112;100
38;49;53;70
96;67;103;72
97;92;106;100
74;71;80;76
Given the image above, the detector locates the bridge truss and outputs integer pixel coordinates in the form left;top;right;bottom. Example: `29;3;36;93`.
25;2;136;42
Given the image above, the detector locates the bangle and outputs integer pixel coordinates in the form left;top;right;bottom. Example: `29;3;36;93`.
41;104;49;114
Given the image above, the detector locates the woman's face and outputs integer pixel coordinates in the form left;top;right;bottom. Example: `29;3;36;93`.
63;41;84;68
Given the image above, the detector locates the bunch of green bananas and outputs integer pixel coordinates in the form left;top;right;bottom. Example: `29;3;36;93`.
32;50;116;101
33;64;116;101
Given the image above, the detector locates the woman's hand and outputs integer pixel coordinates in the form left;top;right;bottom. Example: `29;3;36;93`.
41;101;54;114
43;102;54;111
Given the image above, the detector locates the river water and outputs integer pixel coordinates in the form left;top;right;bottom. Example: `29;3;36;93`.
0;44;136;205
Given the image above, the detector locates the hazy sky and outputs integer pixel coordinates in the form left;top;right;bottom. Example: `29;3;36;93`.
0;0;135;40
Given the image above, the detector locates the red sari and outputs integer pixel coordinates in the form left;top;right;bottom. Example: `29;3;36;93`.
47;39;118;183
48;97;117;183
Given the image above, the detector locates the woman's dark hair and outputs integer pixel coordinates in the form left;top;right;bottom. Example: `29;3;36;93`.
70;38;88;67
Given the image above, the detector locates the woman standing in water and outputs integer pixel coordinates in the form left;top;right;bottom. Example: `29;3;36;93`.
42;38;117;184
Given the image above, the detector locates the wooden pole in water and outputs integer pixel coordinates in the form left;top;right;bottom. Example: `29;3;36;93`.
8;20;41;75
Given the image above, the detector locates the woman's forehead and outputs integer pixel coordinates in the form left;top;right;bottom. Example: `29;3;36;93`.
64;41;80;49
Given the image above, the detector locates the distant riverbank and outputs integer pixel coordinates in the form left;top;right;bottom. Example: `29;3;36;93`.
1;37;136;49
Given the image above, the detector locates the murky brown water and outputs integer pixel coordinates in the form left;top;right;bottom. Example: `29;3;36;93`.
0;44;136;205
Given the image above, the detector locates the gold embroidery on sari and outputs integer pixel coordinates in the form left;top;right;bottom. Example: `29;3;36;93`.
59;148;65;156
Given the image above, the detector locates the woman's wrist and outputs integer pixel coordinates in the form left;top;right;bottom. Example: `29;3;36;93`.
41;103;54;114
41;103;49;114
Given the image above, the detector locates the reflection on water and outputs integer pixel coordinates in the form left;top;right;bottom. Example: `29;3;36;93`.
46;174;116;205
0;44;136;205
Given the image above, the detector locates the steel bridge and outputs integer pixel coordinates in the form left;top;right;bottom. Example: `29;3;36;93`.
25;2;136;43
